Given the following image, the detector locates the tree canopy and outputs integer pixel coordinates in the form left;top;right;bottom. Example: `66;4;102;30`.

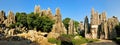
14;12;54;32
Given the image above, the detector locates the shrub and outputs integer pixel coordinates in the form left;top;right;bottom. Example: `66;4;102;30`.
48;38;61;45
9;24;16;28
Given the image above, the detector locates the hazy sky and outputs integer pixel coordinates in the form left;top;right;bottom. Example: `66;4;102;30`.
0;0;120;21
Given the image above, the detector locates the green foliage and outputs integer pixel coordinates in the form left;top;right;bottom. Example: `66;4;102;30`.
33;16;54;32
15;12;54;32
74;20;79;31
115;23;120;37
27;13;38;29
62;17;79;30
9;24;16;28
48;38;61;45
15;12;27;27
63;18;71;30
61;34;98;45
27;13;54;32
48;34;98;45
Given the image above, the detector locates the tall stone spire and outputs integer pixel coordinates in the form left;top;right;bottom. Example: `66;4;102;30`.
91;8;94;15
47;8;53;19
51;8;67;34
34;5;41;14
100;20;108;39
68;20;74;35
84;16;91;38
102;12;107;21
55;8;61;15
3;11;15;27
55;8;62;23
0;10;6;24
90;8;99;39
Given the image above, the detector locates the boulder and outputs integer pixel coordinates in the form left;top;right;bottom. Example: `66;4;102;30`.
47;32;60;39
17;30;54;45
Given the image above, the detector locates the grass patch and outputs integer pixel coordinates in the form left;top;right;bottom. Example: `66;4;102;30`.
72;36;98;45
48;38;61;45
48;34;99;45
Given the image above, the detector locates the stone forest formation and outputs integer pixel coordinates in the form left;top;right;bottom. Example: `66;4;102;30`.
0;5;120;45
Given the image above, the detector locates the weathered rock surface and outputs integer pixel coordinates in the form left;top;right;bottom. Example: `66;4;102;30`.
46;8;54;19
47;32;60;39
17;30;55;45
0;10;6;24
84;16;91;39
51;8;67;34
107;16;119;39
68;19;77;35
78;21;84;31
84;8;119;40
100;20;108;39
3;11;15;27
34;5;41;15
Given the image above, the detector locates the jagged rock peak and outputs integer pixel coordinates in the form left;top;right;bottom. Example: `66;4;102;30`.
8;11;14;18
34;5;41;14
3;11;15;27
55;8;61;15
91;8;94;15
0;10;6;24
47;8;52;15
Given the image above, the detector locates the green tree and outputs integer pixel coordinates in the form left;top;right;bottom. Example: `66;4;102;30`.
15;12;27;27
34;16;54;32
9;24;16;28
63;18;79;30
115;23;120;37
63;18;71;30
15;12;54;32
74;20;79;31
27;12;54;32
27;13;37;29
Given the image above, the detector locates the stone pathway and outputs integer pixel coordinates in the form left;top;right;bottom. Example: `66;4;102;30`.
0;40;38;45
81;40;118;45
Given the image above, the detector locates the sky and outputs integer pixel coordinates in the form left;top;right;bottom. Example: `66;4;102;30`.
0;0;120;22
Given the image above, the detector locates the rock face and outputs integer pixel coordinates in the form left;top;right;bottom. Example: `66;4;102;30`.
0;10;6;24
84;16;91;38
47;32;60;39
46;8;54;19
34;5;67;36
90;8;108;39
3;11;15;27
51;8;67;34
100;20;108;39
107;16;119;39
34;5;41;14
85;8;119;40
90;8;99;39
79;22;84;31
91;8;99;25
68;20;75;35
34;5;54;19
17;30;54;45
